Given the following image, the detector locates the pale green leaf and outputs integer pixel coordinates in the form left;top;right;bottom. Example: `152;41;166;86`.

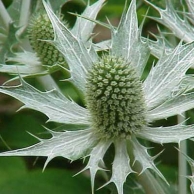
7;51;41;66
111;0;149;77
148;92;194;121
111;0;138;58
144;42;194;109
136;125;194;144
6;0;21;26
129;136;167;184
142;36;173;59
0;23;18;63
71;0;105;42
102;139;134;194
78;140;112;194
43;0;98;93
145;0;194;42
0;51;47;75
0;129;97;168
0;78;90;125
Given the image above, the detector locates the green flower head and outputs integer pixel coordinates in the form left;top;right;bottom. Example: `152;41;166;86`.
1;0;194;194
28;12;66;66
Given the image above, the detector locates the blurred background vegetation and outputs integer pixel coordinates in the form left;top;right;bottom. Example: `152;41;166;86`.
0;0;193;193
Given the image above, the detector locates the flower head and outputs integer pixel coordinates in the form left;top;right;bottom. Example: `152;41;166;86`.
28;12;67;66
1;0;194;194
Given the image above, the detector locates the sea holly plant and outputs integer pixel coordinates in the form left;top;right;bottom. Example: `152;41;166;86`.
1;0;194;194
143;0;194;59
0;0;106;78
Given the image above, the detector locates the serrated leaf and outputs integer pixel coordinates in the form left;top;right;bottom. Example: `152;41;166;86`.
0;78;90;125
145;0;194;42
142;36;173;59
136;124;194;144
129;136;167;184
111;0;149;77
148;92;194;120
71;0;105;42
111;0;138;58
78;140;112;194
0;51;47;75
43;0;98;93
102;139;134;194
144;42;194;109
0;128;98;168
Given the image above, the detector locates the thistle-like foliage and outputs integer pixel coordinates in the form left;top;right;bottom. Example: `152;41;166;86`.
142;0;194;63
0;0;105;77
1;0;194;194
144;0;194;43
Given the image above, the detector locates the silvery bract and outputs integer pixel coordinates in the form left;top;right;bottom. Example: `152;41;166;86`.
144;0;194;59
1;0;194;194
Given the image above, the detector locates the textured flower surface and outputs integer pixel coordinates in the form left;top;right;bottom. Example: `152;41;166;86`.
1;0;194;194
0;0;105;77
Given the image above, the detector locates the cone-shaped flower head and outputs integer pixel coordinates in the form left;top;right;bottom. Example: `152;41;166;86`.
1;0;194;194
28;12;66;66
86;55;146;139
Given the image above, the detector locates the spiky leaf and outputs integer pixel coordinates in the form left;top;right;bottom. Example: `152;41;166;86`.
43;0;98;93
0;78;90;125
136;125;194;144
144;42;194;109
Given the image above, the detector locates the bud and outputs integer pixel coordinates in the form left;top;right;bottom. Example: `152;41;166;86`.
28;12;66;66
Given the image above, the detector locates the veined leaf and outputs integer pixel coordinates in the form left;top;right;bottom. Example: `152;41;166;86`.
144;42;194;109
43;0;98;94
0;78;90;125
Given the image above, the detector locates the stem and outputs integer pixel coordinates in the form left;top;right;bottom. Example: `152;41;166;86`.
178;114;187;194
19;0;31;27
37;75;60;91
0;0;12;29
137;169;166;194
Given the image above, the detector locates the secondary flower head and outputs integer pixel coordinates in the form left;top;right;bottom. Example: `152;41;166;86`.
28;12;67;66
1;0;194;193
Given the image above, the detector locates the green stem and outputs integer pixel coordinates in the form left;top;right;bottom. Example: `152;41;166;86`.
136;169;167;194
19;0;31;27
0;0;12;29
178;114;187;194
37;75;60;91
